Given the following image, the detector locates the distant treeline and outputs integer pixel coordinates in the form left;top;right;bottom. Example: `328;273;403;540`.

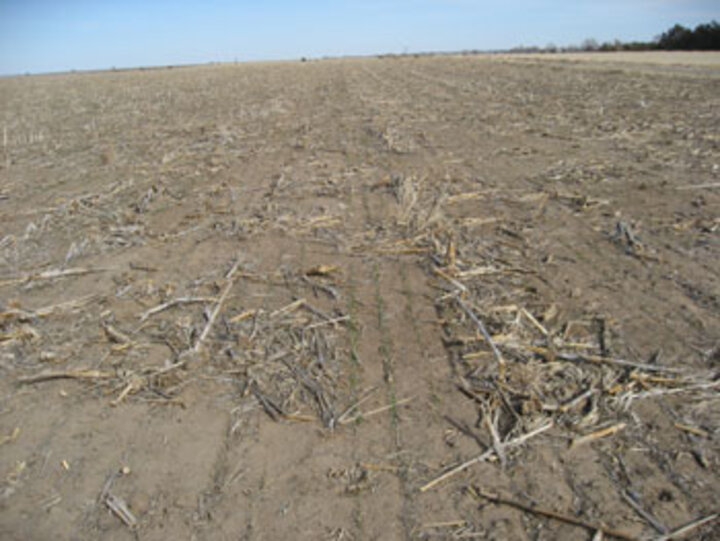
655;21;720;50
509;20;720;53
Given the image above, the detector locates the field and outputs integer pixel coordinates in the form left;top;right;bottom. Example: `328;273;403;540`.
508;51;720;68
0;52;719;540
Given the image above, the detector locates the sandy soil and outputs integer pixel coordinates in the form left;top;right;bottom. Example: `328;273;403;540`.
0;53;718;540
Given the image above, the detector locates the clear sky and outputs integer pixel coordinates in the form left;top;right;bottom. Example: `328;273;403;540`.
0;0;718;75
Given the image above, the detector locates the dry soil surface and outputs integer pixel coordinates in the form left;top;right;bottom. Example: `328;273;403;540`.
509;51;720;69
0;53;719;540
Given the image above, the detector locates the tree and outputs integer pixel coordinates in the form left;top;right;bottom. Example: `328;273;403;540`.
692;21;720;49
657;24;693;49
656;21;720;50
581;38;599;51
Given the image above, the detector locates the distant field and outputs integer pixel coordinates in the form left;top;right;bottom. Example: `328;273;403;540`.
1;53;718;540
506;50;720;68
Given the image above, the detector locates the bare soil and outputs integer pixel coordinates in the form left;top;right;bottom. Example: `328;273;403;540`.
509;51;720;68
0;53;718;540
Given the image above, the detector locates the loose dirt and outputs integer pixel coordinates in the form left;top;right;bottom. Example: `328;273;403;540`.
0;53;718;540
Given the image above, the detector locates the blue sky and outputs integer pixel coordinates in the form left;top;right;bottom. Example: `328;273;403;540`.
0;1;718;74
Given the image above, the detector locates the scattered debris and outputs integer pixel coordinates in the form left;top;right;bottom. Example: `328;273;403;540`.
467;486;639;541
1;54;718;540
